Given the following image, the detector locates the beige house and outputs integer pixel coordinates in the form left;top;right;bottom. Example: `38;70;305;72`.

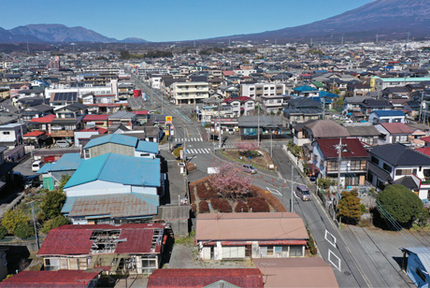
196;212;308;260
172;82;209;105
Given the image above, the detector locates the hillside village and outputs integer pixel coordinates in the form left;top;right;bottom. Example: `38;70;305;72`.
0;39;429;287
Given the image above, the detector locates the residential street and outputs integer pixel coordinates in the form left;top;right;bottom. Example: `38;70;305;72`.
137;76;419;288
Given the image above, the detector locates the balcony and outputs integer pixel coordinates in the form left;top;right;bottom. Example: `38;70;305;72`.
50;130;75;138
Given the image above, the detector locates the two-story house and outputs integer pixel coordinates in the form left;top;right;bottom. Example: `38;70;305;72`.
374;123;413;145
283;97;323;128
260;95;291;114
224;95;255;117
368;110;406;124
368;143;430;199
312;138;369;188
108;111;137;130
0;123;27;148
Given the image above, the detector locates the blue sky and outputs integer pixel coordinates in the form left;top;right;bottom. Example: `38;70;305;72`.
2;0;373;42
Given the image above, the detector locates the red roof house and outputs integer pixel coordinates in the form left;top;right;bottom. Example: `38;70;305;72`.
0;269;102;288
147;268;264;288
313;138;369;187
38;224;166;274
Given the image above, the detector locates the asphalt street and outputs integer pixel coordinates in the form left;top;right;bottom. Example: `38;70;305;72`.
133;76;415;288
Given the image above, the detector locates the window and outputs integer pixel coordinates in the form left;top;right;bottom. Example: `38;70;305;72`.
371;156;379;165
84;149;90;159
383;163;392;173
416;268;426;282
142;257;157;274
140;153;150;157
289;245;303;257
345;176;359;187
396;169;411;176
327;161;339;172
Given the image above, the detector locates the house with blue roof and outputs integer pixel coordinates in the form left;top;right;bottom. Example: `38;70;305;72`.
368;110;405;124
83;134;158;159
62;153;163;224
292;85;319;97
402;247;430;288
37;153;84;190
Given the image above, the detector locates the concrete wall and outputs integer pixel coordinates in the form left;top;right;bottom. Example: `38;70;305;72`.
88;143;134;158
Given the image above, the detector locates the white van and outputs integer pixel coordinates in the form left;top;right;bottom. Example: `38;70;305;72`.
32;160;43;172
242;164;257;174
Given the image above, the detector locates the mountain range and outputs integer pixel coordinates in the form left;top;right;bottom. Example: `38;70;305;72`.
1;0;430;44
0;24;148;44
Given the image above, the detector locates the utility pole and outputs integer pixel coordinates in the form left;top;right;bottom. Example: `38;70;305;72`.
257;103;260;146
183;128;187;165
30;202;39;250
270;129;273;159
218;100;222;149
322;98;326;120
335;138;346;205
290;165;294;213
419;90;424;123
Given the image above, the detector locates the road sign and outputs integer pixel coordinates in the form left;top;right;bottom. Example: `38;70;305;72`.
166;116;173;124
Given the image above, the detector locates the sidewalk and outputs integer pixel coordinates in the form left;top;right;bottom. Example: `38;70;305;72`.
160;150;185;205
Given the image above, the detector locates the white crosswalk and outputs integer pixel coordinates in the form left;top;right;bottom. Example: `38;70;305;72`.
186;148;211;154
175;138;204;142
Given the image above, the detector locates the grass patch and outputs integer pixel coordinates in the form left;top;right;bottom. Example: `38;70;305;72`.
175;231;195;245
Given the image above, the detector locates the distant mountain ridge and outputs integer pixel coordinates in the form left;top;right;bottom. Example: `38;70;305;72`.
209;0;430;42
0;24;148;44
1;0;430;44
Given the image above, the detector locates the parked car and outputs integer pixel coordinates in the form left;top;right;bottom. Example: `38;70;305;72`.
24;175;41;189
228;128;234;135
55;140;70;148
32;160;44;172
296;185;312;201
242;164;257;174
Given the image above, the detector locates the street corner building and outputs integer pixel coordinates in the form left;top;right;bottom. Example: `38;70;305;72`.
37;223;167;275
196;212;308;260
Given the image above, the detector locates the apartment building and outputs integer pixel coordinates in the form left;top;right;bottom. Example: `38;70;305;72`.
241;83;285;99
172;82;209;105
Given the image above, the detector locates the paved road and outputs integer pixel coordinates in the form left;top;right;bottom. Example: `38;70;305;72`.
133;78;404;287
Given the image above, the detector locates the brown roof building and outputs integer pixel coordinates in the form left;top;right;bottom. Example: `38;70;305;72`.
254;257;339;288
196;212;308;260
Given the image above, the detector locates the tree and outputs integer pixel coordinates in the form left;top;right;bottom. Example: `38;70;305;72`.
41;215;70;234
0;225;8;239
235;141;259;158
41;190;66;219
208;163;253;199
376;184;424;228
1;209;30;234
337;190;364;224
14;222;34;239
58;175;71;192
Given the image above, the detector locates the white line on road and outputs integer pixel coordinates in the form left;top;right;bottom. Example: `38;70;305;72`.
266;187;282;196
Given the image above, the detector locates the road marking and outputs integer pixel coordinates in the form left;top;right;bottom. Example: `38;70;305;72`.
325;230;337;248
328;249;341;272
266;187;282;196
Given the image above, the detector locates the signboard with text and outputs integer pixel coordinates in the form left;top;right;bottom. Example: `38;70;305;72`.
166;116;173;124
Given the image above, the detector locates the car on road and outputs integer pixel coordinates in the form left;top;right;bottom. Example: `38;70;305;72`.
24;175;41;189
31;160;44;172
296;185;312;201
228;128;234;135
55;140;70;148
242;164;257;174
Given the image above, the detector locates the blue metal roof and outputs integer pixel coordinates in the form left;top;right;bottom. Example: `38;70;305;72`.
293;85;318;92
372;110;405;117
135;140;159;154
64;153;160;189
319;91;339;98
403;247;430;274
83;134;138;149
37;153;84;174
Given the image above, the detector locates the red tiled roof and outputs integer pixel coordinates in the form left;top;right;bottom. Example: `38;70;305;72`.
316;138;369;159
79;127;108;134
222;71;236;76
38;224;165;256
417;147;430;157
420;136;430;143
0;269;102;288
147;269;264;288
30;114;56;123
86;103;128;107
379;123;413;134
132;110;149;115
23;131;45;137
224;96;253;103
83;114;109;121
